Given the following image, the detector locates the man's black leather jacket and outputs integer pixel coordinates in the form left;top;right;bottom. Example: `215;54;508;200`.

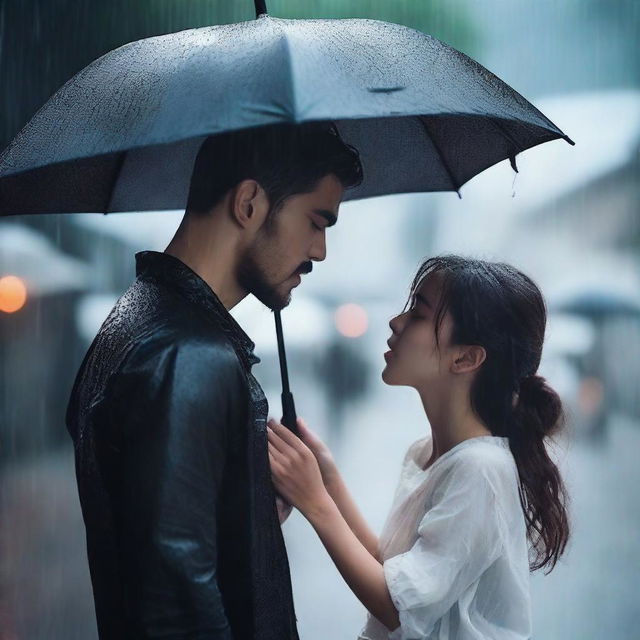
66;250;299;639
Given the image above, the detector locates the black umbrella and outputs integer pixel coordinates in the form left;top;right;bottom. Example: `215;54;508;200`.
0;0;574;432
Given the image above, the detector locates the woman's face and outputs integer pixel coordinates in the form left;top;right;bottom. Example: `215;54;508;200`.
382;274;457;389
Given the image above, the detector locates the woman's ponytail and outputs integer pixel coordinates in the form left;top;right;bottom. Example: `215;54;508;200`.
510;374;570;573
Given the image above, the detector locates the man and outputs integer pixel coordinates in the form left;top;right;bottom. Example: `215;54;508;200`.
65;121;363;639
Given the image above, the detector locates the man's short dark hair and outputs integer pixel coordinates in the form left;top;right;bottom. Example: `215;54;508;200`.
185;121;363;221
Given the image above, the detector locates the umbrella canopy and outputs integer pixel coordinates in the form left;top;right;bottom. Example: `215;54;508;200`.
0;7;572;215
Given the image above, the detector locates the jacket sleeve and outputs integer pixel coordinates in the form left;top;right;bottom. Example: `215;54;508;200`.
108;335;245;638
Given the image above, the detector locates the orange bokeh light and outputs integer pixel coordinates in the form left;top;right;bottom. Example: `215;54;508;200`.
0;275;27;313
335;303;368;338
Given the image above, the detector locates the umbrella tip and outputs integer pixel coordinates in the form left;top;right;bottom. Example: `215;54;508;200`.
563;134;576;146
254;0;268;18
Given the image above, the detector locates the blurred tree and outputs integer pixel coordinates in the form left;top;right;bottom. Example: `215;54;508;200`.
0;0;476;150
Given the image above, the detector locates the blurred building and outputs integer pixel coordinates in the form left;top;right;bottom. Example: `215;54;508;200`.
520;91;640;424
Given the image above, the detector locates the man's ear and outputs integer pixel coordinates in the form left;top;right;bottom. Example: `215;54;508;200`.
451;344;486;375
232;179;268;229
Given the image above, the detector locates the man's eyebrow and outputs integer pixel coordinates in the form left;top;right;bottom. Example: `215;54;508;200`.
313;209;338;227
415;293;432;308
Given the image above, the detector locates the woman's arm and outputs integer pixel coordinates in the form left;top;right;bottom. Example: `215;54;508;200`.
325;472;381;562
267;419;399;632
307;494;399;631
295;418;380;561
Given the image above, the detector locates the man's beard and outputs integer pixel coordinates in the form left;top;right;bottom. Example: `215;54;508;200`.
237;243;292;312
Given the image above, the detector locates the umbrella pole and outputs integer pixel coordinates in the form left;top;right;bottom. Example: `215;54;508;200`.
254;0;268;18
274;310;299;435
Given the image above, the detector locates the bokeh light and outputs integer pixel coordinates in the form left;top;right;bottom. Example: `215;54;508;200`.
0;275;27;313
335;303;368;338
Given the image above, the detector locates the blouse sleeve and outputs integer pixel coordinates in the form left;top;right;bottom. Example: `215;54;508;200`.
383;453;511;640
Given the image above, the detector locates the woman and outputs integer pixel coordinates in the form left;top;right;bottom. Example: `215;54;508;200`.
267;255;570;639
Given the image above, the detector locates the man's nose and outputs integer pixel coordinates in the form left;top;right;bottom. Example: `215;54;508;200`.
309;232;327;262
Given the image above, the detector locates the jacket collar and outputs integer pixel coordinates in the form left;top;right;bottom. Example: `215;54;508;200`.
135;250;260;369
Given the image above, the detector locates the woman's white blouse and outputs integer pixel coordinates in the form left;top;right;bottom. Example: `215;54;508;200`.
358;435;531;640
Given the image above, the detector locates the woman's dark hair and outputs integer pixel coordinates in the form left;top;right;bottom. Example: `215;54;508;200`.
185;121;363;223
404;255;570;574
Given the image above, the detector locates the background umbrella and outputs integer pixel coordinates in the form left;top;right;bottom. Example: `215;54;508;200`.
551;289;640;319
548;284;640;444
0;0;573;432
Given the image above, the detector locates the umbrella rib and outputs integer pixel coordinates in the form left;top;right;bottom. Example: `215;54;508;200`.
105;151;127;214
279;23;298;121
487;116;526;173
417;116;461;198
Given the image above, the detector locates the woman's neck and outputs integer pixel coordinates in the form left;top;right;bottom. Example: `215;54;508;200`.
417;382;493;462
